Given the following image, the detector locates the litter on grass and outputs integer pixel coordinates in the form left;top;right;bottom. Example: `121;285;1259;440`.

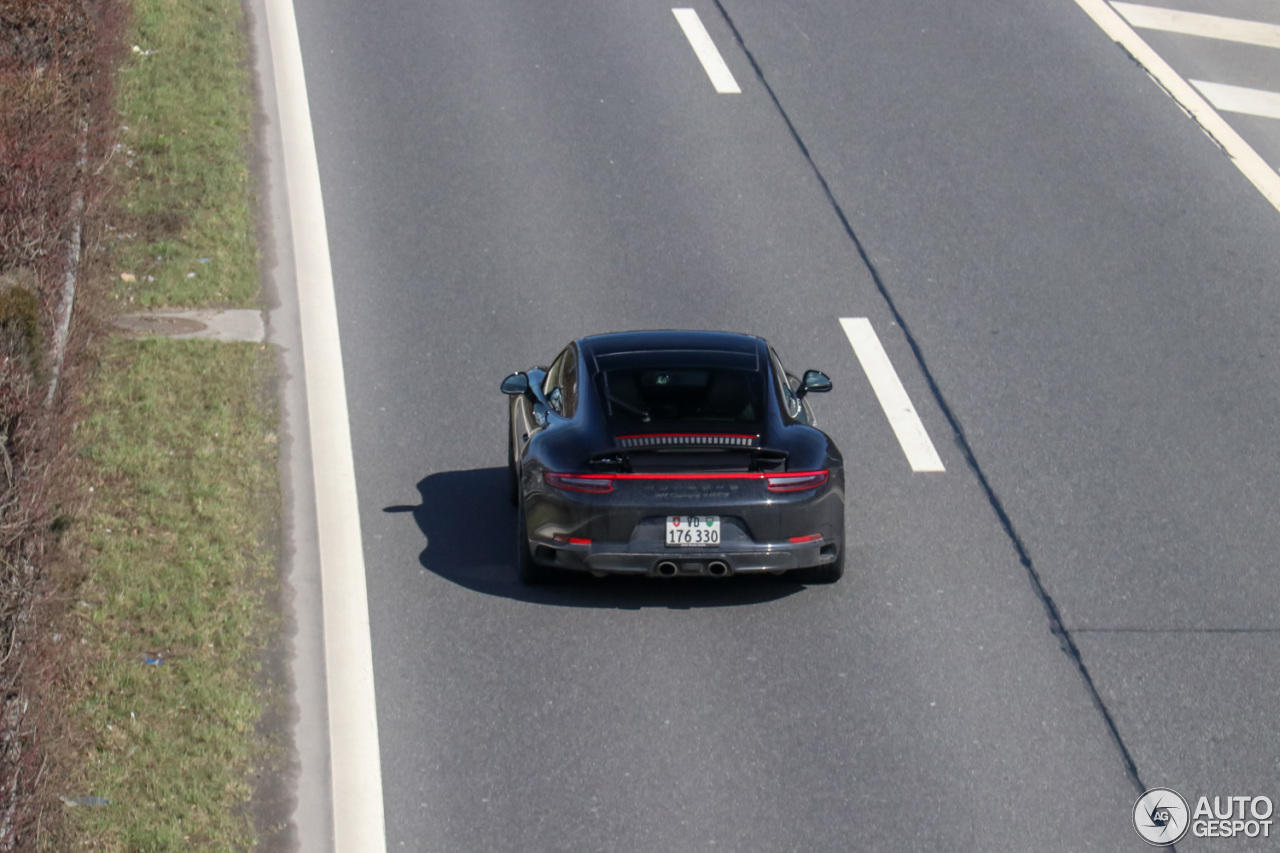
60;796;110;807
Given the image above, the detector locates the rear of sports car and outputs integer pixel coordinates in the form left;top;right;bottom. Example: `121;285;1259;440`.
523;455;844;579
519;336;845;582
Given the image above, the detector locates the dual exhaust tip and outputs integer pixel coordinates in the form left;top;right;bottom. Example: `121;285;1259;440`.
656;560;730;577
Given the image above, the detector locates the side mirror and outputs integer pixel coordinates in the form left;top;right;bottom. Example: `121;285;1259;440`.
796;369;832;398
500;372;529;396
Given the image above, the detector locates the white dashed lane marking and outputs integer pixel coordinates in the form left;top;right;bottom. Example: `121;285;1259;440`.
839;317;945;473
672;8;741;94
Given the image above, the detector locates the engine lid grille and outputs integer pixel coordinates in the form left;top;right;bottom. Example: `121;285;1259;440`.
616;433;759;449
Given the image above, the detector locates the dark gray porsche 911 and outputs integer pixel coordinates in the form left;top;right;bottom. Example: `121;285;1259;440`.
501;331;845;585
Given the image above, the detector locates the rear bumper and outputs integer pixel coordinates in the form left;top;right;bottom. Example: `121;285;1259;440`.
528;537;840;577
519;466;845;577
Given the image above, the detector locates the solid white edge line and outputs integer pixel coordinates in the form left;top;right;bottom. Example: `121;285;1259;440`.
672;8;741;94
1073;0;1280;215
262;0;387;851
1191;80;1280;121
839;318;945;473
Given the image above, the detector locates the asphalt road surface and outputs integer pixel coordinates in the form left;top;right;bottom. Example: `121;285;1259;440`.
285;0;1280;849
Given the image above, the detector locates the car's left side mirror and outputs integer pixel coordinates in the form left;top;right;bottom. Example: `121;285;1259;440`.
500;372;530;396
796;369;832;398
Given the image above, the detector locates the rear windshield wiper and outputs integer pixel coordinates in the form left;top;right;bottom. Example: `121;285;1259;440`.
603;390;650;423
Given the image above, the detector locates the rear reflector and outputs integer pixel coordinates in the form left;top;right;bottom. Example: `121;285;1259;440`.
789;534;823;544
545;472;614;494
552;534;593;545
766;471;829;492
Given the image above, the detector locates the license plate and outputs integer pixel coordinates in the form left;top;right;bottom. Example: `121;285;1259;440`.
665;515;720;547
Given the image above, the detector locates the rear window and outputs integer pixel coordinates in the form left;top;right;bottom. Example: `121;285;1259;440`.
597;366;765;426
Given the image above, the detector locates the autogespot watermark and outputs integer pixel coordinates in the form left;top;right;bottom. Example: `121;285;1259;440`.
1133;787;1274;846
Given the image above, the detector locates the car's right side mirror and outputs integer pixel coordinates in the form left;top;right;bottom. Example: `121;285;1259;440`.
797;369;832;398
500;372;530;395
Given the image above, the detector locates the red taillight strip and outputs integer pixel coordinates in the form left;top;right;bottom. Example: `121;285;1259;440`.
789;534;823;544
549;470;828;483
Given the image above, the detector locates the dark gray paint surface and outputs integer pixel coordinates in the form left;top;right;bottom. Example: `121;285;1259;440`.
290;0;1279;849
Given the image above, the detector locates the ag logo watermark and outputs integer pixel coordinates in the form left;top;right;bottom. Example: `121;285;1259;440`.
1134;788;1189;846
1133;787;1274;845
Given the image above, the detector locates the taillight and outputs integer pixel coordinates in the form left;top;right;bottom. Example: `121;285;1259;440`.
545;472;614;494
766;471;829;492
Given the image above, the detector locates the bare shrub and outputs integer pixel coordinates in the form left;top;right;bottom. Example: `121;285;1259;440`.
0;0;127;847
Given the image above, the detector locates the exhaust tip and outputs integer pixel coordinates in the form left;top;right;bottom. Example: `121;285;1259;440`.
707;561;729;577
656;561;678;577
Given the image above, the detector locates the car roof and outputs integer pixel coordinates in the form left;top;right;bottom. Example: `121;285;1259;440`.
579;330;767;372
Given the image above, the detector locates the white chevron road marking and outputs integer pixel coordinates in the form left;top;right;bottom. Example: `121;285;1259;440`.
1191;80;1280;120
1112;3;1280;49
1073;0;1280;214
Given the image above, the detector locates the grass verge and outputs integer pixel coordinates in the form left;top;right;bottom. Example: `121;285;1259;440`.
42;0;283;847
54;340;279;851
110;0;258;307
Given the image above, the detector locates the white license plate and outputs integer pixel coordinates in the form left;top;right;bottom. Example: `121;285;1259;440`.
665;515;721;547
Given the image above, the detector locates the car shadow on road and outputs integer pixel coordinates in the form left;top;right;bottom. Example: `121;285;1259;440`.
383;467;804;608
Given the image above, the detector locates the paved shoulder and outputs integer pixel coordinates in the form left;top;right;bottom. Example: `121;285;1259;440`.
1081;0;1280;204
